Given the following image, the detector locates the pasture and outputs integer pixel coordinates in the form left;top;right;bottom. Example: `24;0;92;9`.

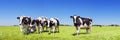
0;26;120;40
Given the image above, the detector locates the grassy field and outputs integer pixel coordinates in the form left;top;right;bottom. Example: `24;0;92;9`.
0;26;120;40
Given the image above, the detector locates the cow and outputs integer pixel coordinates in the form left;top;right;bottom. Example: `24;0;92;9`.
46;18;59;34
30;16;48;34
70;15;92;35
17;16;31;34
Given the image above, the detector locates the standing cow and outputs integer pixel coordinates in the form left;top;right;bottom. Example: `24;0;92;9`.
46;18;59;34
30;16;48;34
70;15;92;35
17;16;31;34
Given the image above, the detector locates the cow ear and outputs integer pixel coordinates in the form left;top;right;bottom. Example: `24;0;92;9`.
70;16;73;18
17;17;20;19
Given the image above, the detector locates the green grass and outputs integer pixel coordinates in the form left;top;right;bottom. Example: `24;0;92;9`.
0;26;120;40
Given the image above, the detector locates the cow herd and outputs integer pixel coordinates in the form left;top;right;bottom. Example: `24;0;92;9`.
17;15;92;35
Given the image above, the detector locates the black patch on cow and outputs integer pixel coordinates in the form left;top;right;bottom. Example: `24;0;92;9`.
22;17;31;25
81;18;92;26
74;16;82;26
31;19;37;25
35;20;41;26
55;18;59;26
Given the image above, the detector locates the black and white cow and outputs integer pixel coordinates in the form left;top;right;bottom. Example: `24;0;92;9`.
30;16;48;33
46;18;59;34
70;15;92;35
17;16;31;34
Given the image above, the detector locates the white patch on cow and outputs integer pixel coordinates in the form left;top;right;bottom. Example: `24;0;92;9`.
73;16;77;23
37;16;47;23
19;16;24;24
78;18;83;24
37;17;43;21
50;18;57;26
30;24;33;27
42;17;47;21
84;23;87;27
31;29;34;32
47;20;50;27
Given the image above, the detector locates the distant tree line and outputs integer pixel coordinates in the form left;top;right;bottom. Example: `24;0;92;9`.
93;24;120;27
92;25;103;27
60;24;71;26
108;24;119;26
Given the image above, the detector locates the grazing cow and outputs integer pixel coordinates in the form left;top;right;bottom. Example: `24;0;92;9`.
17;16;31;34
30;16;48;34
46;18;59;34
70;15;92;35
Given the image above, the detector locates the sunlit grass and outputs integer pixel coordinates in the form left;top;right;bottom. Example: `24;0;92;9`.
0;26;120;40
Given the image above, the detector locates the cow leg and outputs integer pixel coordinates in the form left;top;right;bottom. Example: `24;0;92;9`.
57;26;59;33
46;26;48;31
89;27;92;33
76;26;80;35
19;25;23;32
86;28;89;33
87;23;92;33
89;24;92;33
42;26;44;31
38;26;40;34
50;26;55;34
86;25;89;33
55;26;59;33
40;26;43;34
52;26;55;33
49;27;53;34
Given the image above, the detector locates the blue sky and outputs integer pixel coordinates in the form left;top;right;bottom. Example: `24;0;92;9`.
0;0;120;25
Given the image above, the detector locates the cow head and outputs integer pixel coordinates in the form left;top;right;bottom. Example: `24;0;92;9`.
17;16;31;25
22;17;31;25
70;15;80;23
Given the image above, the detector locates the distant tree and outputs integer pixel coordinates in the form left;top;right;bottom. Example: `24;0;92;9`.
109;24;119;26
93;25;102;27
13;25;19;26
